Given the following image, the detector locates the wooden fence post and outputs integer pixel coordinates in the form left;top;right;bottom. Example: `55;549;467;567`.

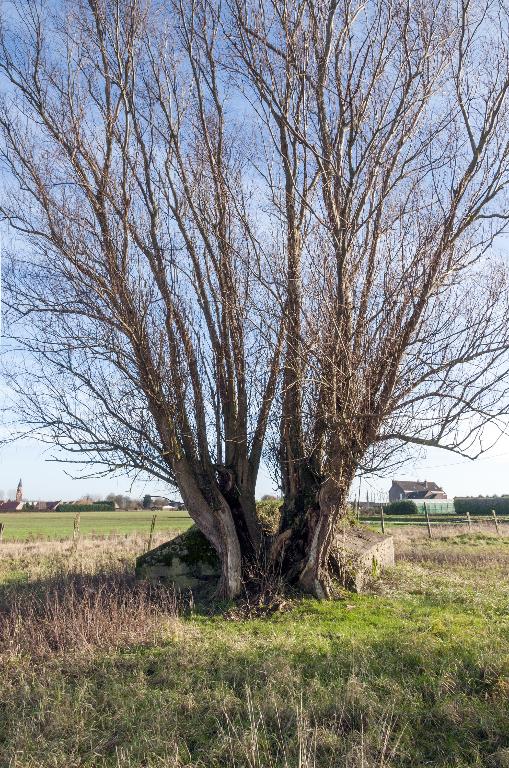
380;505;385;534
73;512;80;544
492;509;500;536
147;513;157;551
424;503;432;539
466;511;472;532
0;522;4;543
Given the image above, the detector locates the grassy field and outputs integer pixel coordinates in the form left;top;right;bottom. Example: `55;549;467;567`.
2;506;507;542
0;508;192;541
1;526;509;767
361;511;509;528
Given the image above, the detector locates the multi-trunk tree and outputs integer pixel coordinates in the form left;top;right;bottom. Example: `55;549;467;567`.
228;0;509;595
1;0;509;598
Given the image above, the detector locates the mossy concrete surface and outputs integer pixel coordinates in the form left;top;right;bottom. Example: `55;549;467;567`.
136;522;393;593
335;524;395;591
135;525;220;589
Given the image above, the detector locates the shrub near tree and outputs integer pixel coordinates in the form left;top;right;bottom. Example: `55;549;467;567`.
384;501;419;516
256;498;282;535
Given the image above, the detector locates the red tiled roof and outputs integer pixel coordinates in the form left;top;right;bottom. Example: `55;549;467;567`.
0;501;23;512
392;480;444;493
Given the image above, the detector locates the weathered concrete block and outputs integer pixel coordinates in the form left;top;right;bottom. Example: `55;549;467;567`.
137;523;393;595
334;524;394;592
135;526;220;589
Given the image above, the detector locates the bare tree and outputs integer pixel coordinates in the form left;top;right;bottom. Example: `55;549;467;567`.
2;0;509;600
229;0;509;594
0;0;284;597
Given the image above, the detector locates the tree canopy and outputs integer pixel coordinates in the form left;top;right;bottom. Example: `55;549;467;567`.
1;0;509;596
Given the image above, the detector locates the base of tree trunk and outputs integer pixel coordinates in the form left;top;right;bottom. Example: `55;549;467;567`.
297;568;332;599
136;523;394;602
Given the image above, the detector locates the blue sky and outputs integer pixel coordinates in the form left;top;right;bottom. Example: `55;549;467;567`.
0;438;278;501
1;2;508;506
358;439;509;502
1;435;509;502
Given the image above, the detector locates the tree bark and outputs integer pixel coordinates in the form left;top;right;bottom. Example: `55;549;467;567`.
215;504;244;599
297;478;347;598
271;467;351;598
173;460;249;599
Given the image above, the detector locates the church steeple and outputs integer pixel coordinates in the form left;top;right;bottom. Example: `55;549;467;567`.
16;478;23;503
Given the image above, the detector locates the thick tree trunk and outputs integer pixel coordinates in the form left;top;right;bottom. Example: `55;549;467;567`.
173;460;251;599
273;468;352;598
297;478;347;597
215;466;262;599
175;454;352;601
216;466;262;559
215;504;244;599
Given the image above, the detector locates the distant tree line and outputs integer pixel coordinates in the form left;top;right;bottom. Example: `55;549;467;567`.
59;501;116;513
454;498;509;516
106;494;144;511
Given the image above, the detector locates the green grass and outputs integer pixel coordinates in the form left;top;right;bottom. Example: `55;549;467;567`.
2;530;509;766
0;508;192;541
360;513;509;527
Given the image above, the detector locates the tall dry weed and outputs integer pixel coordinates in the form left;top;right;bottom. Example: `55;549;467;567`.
220;687;402;768
0;534;186;659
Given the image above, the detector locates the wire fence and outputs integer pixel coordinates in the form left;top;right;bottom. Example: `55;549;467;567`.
359;504;509;530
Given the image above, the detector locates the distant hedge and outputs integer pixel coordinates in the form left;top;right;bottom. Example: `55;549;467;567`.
454;497;509;516
58;501;116;513
383;500;418;515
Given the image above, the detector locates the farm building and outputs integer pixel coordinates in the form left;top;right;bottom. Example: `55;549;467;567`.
149;496;185;511
34;501;62;511
389;479;447;502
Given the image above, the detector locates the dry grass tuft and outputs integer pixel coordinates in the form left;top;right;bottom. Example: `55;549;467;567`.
0;533;186;660
0;531;175;578
220;688;402;768
0;569;184;660
391;524;509;568
396;547;509;567
391;522;509;543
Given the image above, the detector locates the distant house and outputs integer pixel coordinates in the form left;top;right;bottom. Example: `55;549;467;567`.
150;496;185;511
0;500;63;512
0;478;64;513
0;501;24;512
35;501;62;511
389;480;447;502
